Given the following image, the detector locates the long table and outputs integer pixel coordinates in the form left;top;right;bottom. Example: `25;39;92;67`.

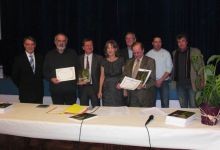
0;103;219;150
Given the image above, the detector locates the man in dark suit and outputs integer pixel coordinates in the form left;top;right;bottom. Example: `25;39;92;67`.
12;36;44;103
43;33;78;105
119;32;136;61
78;38;102;107
120;42;156;107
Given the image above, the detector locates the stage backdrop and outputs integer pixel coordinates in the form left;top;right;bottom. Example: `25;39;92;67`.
1;0;220;76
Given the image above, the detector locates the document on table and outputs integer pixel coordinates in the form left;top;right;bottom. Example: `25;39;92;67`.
140;107;167;117
120;76;141;90
93;107;130;116
56;67;76;82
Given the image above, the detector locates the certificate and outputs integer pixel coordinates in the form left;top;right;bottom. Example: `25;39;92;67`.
56;67;76;82
120;76;142;90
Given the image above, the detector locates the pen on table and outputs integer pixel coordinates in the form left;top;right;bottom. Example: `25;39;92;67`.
46;106;57;113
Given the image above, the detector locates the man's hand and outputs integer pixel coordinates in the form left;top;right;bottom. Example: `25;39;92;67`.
137;83;145;89
116;83;121;89
77;80;89;85
51;78;60;84
155;79;163;88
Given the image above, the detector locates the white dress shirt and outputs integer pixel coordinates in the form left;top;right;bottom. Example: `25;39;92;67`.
128;47;133;59
146;48;173;80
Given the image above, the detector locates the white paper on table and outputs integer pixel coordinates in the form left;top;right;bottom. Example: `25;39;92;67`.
140;107;167;117
120;76;141;90
56;67;76;82
93;107;130;116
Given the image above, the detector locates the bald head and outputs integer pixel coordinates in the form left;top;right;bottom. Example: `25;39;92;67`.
54;33;68;53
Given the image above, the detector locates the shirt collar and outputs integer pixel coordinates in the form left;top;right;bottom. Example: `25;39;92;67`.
25;51;34;57
85;53;93;57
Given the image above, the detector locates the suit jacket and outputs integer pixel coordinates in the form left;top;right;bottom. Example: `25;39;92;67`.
11;52;44;103
123;56;156;106
172;47;205;91
78;53;103;92
119;48;130;62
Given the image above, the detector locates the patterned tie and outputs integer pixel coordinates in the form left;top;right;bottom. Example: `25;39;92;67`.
132;59;140;78
29;55;35;73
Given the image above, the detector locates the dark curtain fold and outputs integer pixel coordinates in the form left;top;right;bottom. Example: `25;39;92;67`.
0;0;220;76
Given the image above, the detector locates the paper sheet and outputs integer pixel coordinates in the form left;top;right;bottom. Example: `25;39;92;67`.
120;76;141;90
93;107;130;116
56;66;76;82
140;107;167;117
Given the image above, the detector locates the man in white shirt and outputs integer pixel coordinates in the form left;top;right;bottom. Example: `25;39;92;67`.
146;36;173;107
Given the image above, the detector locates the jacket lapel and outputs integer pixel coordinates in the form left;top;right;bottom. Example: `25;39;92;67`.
91;54;96;77
128;59;135;77
80;54;85;69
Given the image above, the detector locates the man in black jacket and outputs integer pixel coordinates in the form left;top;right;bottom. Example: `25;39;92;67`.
43;33;78;104
12;36;44;103
119;32;136;61
78;38;102;107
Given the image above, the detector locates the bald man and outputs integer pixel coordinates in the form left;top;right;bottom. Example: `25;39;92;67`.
44;33;79;105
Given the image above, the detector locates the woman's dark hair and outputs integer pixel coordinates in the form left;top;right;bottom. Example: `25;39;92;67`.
104;40;119;57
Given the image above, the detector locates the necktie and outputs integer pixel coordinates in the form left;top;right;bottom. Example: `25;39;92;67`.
132;59;140;78
29;55;35;73
86;56;89;70
86;56;92;83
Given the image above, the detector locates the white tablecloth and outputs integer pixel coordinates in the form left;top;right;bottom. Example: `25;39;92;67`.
0;103;219;150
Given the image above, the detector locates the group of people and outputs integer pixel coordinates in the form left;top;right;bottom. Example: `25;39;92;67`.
11;32;204;108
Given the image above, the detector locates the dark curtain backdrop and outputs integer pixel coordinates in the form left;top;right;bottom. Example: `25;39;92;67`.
0;0;220;76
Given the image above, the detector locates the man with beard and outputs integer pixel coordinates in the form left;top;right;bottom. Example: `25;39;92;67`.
44;33;78;104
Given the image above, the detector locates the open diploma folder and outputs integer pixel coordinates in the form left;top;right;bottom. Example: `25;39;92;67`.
120;69;151;90
135;68;151;85
56;67;76;82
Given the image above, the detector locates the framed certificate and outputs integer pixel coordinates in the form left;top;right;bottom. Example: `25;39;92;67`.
56;67;76;82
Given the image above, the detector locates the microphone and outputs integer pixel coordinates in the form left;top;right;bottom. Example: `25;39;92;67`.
145;115;154;126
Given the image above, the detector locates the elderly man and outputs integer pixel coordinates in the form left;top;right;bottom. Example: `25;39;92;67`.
121;42;156;107
120;32;137;61
44;33;78;104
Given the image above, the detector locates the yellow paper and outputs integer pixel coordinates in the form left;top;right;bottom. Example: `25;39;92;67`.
64;104;88;114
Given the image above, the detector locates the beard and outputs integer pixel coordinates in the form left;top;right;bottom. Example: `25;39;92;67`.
57;45;66;53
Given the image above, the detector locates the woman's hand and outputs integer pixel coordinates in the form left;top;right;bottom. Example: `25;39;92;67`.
97;92;102;99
